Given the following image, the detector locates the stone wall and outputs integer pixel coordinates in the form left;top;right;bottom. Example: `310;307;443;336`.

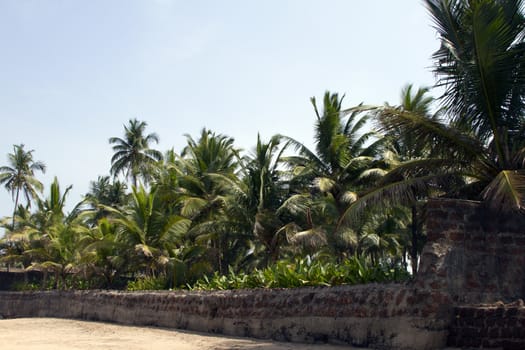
418;199;525;305
448;302;525;349
1;198;525;349
0;285;447;349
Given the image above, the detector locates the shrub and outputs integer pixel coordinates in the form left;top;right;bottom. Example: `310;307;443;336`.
127;275;167;291
189;255;410;291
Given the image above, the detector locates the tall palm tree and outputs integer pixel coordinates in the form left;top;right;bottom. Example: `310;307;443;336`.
280;92;385;256
0;144;46;228
284;92;384;216
177;129;245;273
342;0;525;230
427;0;525;162
181;128;240;176
379;85;440;273
177;129;240;224
109;119;163;188
245;134;290;263
426;0;525;210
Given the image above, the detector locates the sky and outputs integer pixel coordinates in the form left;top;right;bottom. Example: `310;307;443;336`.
0;0;440;217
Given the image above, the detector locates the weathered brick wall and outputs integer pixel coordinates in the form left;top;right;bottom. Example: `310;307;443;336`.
0;285;447;349
448;302;525;349
417;199;525;305
419;199;525;349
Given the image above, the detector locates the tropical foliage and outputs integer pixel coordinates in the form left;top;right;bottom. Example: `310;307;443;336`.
1;0;523;291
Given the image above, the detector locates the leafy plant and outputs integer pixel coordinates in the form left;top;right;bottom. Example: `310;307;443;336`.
188;255;410;291
127;275;167;291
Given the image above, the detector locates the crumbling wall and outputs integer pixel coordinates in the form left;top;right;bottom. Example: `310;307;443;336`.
0;284;446;349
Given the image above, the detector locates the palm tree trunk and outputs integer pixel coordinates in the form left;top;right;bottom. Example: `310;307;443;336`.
42;270;48;290
11;187;20;229
132;174;137;190
411;204;418;275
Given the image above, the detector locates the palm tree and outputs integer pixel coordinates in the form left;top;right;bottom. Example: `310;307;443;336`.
109;119;163;188
427;0;525;162
0;144;46;228
376;85;440;273
181;128;240;176
280;92;385;256
342;0;525;233
84;175;128;224
86;176;128;208
13;177;86;288
425;0;525;210
25;216;89;289
108;186;191;278
244;134;290;264
81;218;127;288
176;129;245;273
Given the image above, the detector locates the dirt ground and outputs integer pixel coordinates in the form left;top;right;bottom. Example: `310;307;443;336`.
0;317;354;350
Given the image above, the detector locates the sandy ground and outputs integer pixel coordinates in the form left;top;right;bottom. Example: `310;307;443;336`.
0;317;354;350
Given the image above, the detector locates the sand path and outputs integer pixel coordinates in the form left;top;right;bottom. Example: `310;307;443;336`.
0;317;353;349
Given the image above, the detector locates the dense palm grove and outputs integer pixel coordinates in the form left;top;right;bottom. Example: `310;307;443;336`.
1;0;525;290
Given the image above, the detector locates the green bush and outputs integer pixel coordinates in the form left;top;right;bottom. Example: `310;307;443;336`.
189;255;410;291
127;275;167;291
10;281;41;291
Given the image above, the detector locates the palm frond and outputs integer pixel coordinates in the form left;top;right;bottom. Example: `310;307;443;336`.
286;227;328;249
276;194;311;216
375;106;487;163
481;169;525;212
339;174;444;226
278;135;326;171
314;177;335;193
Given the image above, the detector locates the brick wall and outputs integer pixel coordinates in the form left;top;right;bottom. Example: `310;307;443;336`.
448;302;525;349
419;199;525;349
417;199;525;305
0;285;447;349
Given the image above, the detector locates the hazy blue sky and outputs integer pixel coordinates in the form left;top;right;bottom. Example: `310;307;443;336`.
0;1;439;215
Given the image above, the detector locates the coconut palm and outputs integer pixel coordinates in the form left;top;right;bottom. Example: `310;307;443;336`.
243;134;290;264
376;85;440;273
107;185;191;277
86;176;128;208
81;217;127;288
109;119;162;188
84;175;128;224
150;149;182;210
181;128;240;176
279;92;386;256
342;0;525;233
426;0;525;210
18;177;88;288
25;216;89;289
0;144;46;228
0;206;41;275
176;129;247;273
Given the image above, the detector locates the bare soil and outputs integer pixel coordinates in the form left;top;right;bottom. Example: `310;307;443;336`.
0;317;353;350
